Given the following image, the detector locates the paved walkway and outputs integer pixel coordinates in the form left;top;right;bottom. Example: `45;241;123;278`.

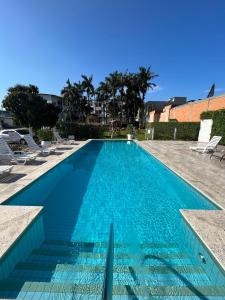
138;140;225;209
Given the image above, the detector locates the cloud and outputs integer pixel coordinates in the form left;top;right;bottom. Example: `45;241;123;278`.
147;85;164;94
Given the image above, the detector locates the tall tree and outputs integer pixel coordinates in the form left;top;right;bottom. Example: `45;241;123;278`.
81;75;95;102
3;84;59;129
137;67;158;126
138;67;158;102
96;81;111;124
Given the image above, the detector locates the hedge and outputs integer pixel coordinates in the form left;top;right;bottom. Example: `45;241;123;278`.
57;122;107;140
147;122;200;141
201;109;225;145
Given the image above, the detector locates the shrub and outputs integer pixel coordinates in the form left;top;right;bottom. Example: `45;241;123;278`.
126;124;134;135
37;128;54;141
147;122;200;141
201;109;225;145
201;111;214;120
57;122;107;140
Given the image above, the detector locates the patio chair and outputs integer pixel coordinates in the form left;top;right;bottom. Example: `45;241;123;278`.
0;137;38;165
53;130;77;145
0;165;13;175
210;149;225;161
24;134;57;155
190;136;222;153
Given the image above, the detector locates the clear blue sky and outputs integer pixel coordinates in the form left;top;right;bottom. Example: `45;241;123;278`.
0;0;225;104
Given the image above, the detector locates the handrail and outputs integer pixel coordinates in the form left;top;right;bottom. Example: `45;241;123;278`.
102;223;114;300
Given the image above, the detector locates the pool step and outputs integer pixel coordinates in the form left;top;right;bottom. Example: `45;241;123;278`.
0;240;222;299
44;239;178;249
28;255;192;267
10;262;210;286
1;280;225;298
32;248;189;259
15;261;205;274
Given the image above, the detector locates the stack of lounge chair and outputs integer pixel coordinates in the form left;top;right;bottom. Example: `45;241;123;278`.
23;134;59;155
0;137;38;165
53;130;77;145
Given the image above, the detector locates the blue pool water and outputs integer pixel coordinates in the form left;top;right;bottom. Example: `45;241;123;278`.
5;140;216;243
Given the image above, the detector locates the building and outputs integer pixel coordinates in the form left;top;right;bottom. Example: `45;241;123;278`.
147;94;225;122
145;101;168;122
90;101;126;125
146;97;187;122
39;93;63;110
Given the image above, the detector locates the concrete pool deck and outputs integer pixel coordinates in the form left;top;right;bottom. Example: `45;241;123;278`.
138;140;225;274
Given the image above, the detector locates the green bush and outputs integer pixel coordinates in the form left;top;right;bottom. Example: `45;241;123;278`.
147;122;200;141
201;111;214;120
201;109;225;145
57;122;107;139
37;128;54;141
126;124;134;134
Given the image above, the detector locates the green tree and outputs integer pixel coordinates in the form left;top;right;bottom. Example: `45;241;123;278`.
137;67;158;126
3;84;60;129
96;81;111;124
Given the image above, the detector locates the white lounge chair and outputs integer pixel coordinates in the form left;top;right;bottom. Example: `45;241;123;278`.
0;165;13;175
0;137;38;165
24;134;57;155
190;136;222;153
53;131;77;145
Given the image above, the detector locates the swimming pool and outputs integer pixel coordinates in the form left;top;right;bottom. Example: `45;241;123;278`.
1;140;224;299
5;140;216;243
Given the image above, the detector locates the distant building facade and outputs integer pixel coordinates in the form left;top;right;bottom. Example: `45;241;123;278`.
39;93;63;110
90;101;126;125
146;97;187;122
147;94;225;122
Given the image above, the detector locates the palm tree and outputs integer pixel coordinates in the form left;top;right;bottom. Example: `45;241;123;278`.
81;75;95;102
137;67;158;126
96;81;111;124
105;71;121;120
138;66;158;101
61;79;82;122
61;79;74;121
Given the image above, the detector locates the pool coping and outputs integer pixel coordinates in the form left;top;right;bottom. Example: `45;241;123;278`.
136;140;225;275
181;210;225;277
0;206;43;261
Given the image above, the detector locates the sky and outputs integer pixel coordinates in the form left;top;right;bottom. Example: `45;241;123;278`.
0;0;225;104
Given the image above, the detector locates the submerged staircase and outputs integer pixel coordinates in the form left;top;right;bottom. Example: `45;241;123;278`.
0;238;225;299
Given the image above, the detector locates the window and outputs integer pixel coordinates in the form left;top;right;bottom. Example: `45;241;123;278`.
16;129;29;134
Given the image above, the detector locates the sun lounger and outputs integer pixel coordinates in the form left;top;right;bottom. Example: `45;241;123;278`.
210;149;225;161
24;134;57;155
53;131;77;145
190;136;222;153
0;137;38;165
0;165;13;175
